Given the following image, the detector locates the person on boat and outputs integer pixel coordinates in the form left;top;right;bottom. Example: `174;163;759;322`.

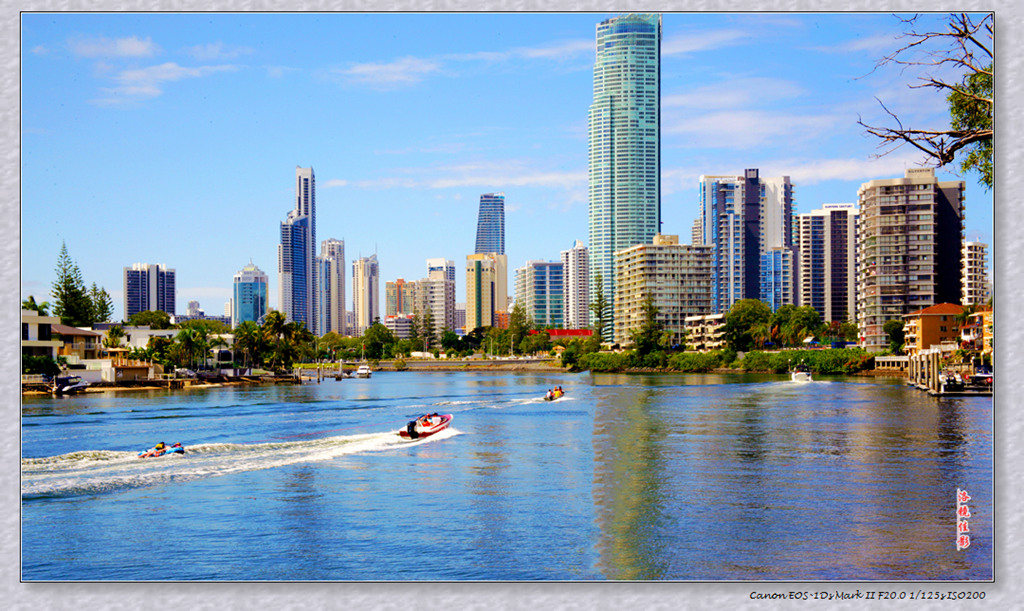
154;442;166;453
546;390;553;400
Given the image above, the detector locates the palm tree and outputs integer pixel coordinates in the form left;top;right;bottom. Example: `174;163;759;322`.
233;321;262;368
22;296;51;316
751;323;770;350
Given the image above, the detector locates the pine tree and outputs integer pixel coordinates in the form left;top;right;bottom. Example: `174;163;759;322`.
589;273;612;343
89;283;114;323
51;242;92;327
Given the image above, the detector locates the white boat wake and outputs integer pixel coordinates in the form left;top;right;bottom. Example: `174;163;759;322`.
21;427;461;499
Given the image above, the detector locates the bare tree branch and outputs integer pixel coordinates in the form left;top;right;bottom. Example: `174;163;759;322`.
859;12;993;179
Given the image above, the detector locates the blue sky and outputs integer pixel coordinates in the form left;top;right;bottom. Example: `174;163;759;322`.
21;12;994;323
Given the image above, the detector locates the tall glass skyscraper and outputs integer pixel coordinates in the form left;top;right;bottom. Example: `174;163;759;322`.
474;193;505;255
232;262;268;328
278;166;317;332
587;14;661;331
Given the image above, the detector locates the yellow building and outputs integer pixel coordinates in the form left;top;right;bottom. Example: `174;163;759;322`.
902;303;964;356
465;253;507;331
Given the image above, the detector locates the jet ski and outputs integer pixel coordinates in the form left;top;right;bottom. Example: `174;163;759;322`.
399;413;452;440
138;442;185;458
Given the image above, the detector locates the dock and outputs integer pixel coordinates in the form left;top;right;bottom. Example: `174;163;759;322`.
906;348;992;397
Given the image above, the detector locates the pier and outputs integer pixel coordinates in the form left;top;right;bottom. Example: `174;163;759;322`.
906;347;992;397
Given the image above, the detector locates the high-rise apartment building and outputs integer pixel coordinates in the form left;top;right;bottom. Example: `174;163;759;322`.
796;203;859;323
427;258;457;283
352;254;379;335
465;252;508;331
588;13;662;331
232;262;268;328
962;241;989;305
278;166;317;332
698;169;795;313
560;240;589;329
475;193;506;255
386;278;416;317
515;260;565;328
124;263;176;319
318;239;346;336
612;234;713;346
856;168;964;351
412;275;455;344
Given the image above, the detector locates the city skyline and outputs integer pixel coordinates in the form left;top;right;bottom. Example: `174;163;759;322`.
21;12;994;322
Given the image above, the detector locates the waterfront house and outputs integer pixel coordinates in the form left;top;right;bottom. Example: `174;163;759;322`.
902;303;964;357
53;324;104;361
21;309;62;360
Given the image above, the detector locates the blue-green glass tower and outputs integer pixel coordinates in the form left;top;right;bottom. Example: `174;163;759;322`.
587;13;661;337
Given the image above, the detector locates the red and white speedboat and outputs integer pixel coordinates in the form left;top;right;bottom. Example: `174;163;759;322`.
399;413;453;440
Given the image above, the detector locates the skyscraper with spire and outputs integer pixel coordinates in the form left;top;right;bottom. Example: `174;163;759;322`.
278;166;317;332
587;13;661;334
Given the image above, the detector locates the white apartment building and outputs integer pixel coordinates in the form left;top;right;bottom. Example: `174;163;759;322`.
352;254;379;335
560;240;589;329
962;241;989;305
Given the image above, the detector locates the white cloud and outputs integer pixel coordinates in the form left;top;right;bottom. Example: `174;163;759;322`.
516;39;593;60
663;77;804;110
31;45;48;55
337;56;442;87
93;62;237;104
662;29;748;56
761;151;929;185
664;109;843;149
186;42;254;61
322;179;348;188
70;35;158;58
813;33;901;55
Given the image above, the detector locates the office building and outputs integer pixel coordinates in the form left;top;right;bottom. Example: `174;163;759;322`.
612;234;713;346
698;169;795;313
278;166;317;331
475;193;506;255
856;168;964;351
796;203;859;323
124;263;176;318
560;240;589;329
588;13;662;331
515;260;565;328
465;252;508;331
318;239;346;336
232;262;268;328
962;241;989;305
352;254;379;335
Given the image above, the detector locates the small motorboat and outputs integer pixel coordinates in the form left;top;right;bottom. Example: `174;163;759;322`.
543;388;566;401
138;442;185;458
790;363;812;383
399;413;452;440
356;365;373;378
53;375;90;395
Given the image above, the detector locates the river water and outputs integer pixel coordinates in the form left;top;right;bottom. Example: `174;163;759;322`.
21;372;992;581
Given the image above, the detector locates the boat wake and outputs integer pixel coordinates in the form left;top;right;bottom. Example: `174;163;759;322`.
21;428;461;499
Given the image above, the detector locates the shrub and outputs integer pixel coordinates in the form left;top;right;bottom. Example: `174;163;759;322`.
578;351;631;372
667;352;720;372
